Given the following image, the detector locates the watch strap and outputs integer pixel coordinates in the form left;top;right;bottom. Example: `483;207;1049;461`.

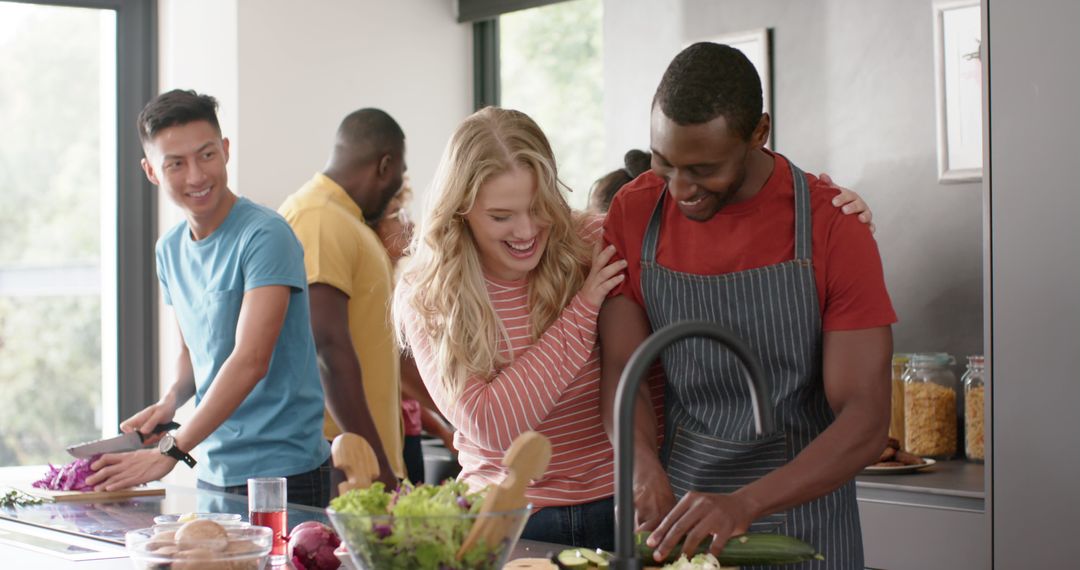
163;439;197;468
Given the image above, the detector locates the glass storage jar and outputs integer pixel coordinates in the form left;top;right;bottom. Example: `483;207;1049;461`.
962;355;986;462
889;354;911;443
902;353;958;459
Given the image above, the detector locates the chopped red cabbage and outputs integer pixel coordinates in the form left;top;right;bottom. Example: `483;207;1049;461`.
32;455;101;491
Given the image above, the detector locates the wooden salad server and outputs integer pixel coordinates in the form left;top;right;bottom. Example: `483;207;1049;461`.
331;432;380;495
456;430;552;559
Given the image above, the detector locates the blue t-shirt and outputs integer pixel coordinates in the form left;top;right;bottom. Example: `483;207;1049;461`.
156;196;331;486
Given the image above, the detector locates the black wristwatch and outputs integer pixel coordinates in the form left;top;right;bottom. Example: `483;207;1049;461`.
158;434;197;468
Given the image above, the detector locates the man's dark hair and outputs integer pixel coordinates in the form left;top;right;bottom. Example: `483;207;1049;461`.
653;42;763;140
137;89;221;145
337;108;405;159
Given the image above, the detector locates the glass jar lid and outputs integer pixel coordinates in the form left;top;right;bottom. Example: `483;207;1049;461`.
910;352;956;367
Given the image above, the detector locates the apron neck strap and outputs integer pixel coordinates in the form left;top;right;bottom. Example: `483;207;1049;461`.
789;160;812;261
641;185;666;264
640;155;815;264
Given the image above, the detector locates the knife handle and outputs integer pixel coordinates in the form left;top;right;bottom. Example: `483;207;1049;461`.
137;421;181;442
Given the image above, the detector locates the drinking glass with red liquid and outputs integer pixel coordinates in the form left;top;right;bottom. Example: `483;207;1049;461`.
248;477;287;565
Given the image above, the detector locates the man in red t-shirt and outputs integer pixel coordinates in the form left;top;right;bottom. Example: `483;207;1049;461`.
599;43;896;568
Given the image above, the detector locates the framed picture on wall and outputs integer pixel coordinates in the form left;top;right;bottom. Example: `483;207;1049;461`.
699;28;773;149
934;1;983;183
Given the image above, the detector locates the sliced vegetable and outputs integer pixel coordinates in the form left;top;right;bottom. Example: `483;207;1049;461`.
0;489;47;508
635;531;824;566
556;548;609;569
661;553;725;570
556;549;590;568
32;455;101;491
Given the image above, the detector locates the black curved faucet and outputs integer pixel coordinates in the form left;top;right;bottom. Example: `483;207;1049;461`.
611;320;776;569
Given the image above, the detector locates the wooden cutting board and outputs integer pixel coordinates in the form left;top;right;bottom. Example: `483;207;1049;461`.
16;483;165;502
1;465;165;503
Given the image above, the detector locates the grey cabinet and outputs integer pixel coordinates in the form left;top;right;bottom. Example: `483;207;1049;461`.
860;502;986;569
856;462;987;569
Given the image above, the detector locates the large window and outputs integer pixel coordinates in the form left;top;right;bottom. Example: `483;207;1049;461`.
0;0;156;467
498;0;604;210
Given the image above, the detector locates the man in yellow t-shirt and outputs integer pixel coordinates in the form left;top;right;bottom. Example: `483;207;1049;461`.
279;109;407;484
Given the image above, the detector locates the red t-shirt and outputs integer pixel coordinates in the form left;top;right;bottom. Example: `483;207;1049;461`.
603;152;897;332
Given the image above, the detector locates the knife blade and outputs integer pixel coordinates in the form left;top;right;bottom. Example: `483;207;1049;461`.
66;422;181;458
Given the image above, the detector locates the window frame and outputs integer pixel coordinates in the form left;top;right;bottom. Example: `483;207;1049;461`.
462;0;573;110
457;0;569;23
472;18;500;110
3;0;159;426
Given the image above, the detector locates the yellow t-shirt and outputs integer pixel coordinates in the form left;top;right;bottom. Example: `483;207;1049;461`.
279;173;405;478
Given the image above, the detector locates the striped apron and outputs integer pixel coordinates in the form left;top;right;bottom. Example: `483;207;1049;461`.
641;160;862;569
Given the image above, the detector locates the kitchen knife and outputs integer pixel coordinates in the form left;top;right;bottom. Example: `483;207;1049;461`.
66;422;181;458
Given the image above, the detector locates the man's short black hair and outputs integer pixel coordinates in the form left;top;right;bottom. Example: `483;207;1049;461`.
137;89;221;145
653;42;763;140
337;108;405;158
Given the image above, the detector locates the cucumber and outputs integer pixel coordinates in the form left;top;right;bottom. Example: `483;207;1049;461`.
557;549;592;568
557;547;610;568
634;531;825;566
580;549;610;567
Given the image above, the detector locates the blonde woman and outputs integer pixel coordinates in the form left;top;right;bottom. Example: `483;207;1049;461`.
394;107;874;549
394;107;626;548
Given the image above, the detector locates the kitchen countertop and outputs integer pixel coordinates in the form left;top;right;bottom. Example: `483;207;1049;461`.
1;462;987;566
855;459;985;512
0;518;564;569
0;464;323;568
0;465;566;568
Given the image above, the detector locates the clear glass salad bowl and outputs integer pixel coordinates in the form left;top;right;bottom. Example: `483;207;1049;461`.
326;506;530;570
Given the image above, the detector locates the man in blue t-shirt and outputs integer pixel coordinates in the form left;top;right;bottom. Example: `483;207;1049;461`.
85;89;331;507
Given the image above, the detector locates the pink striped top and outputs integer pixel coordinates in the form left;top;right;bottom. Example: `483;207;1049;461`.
396;218;664;508
398;277;613;507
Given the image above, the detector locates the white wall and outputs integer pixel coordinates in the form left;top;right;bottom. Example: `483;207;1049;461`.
154;0;472;484
158;0;471;219
156;0;242;486
601;0;683;169
158;0;240;194
235;0;472;212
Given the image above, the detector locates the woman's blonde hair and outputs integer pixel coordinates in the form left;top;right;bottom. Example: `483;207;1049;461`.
395;107;590;397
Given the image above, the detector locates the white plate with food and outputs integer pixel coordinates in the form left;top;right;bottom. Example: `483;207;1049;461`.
861;457;936;475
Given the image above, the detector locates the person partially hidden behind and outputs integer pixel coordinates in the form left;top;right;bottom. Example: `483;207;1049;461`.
87;90;332;507
599;43;897;568
280;108;409;489
589;149;653;214
371;180;459;484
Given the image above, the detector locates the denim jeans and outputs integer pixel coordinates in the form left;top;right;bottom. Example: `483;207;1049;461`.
521;496;615;551
403;434;425;484
196;458;332;508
